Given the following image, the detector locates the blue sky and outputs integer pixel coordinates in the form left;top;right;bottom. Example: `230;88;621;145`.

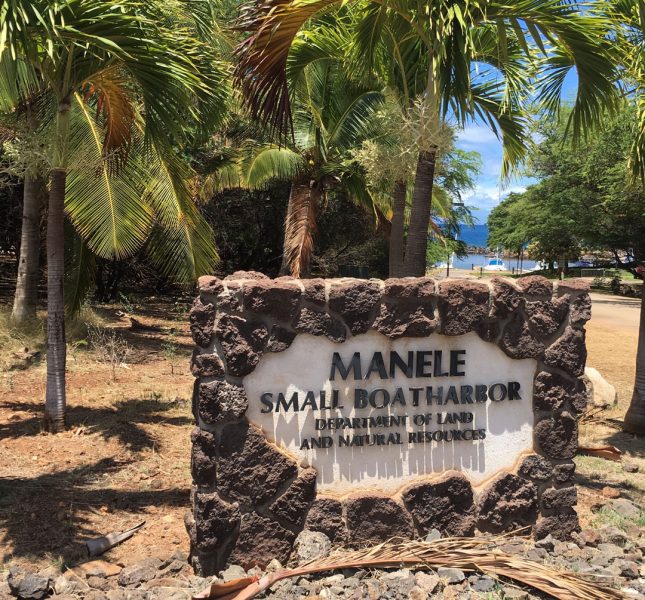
456;72;579;224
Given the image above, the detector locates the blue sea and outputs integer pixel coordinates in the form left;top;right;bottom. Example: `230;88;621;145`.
459;224;489;248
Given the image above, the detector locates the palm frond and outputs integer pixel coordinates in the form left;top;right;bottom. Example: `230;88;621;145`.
283;181;320;277
64;225;96;317
243;146;306;189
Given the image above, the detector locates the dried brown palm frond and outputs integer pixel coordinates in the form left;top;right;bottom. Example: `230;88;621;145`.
234;0;340;138
283;181;320;277
193;537;626;600
578;445;623;462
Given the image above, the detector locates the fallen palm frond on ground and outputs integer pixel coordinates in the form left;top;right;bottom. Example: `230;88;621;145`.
193;537;626;600
579;444;623;461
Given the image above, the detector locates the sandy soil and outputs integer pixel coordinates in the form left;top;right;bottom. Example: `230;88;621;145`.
0;286;642;575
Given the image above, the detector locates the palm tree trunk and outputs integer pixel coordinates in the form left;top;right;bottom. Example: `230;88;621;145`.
279;182;298;275
45;168;67;431
45;96;71;432
388;180;406;278
624;288;645;434
11;176;45;324
402;148;437;277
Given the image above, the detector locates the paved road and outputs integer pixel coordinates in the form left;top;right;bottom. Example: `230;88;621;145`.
589;292;641;331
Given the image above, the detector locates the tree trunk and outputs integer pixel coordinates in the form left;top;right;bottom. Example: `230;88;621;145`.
624;288;645;434
388;180;406;277
45;168;67;431
402;148;437;277
279;183;298;275
11;176;45;324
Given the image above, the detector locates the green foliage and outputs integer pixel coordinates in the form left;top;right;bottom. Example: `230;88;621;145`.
488;105;645;271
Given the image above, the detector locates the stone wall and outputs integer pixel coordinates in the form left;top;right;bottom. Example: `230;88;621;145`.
186;272;590;575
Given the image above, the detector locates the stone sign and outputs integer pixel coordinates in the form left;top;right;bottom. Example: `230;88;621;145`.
187;273;590;575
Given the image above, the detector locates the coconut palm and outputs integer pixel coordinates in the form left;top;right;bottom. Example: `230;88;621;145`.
235;0;620;276
1;0;227;430
606;0;645;434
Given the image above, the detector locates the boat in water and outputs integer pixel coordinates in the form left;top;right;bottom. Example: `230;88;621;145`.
483;251;507;272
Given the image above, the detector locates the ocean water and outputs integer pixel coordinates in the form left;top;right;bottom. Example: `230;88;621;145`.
459;224;489;248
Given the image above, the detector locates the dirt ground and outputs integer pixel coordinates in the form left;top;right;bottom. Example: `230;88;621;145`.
0;284;643;576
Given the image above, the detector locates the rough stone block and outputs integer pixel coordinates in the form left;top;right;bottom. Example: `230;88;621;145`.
516;275;552;298
304;498;347;543
553;462;576;483
302;279;326;306
293;307;346;342
242;279;301;322
190;299;215;348
570;294;591;327
270;468;317;526
437;280;489;336
402;474;475;536
191;428;217;485
373;303;437;339
217;422;297;505
541;486;577;510
215;315;267;376
229;512;296;570
518;455;553;481
491;277;524;317
193;492;240;552
526;295;570;339
477;474;538;533
533;371;587;414
544;327;587;376
534;412;578;460
500;313;544;359
346;495;413;545
190;351;224;378
266;325;296;353
328;280;381;335
198;380;248;425
534;509;580;541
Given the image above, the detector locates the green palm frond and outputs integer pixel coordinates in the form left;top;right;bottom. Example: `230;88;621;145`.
243;146;306;189
65;93;154;259
64;225;96;317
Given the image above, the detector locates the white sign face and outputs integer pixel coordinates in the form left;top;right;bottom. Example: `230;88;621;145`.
244;331;536;494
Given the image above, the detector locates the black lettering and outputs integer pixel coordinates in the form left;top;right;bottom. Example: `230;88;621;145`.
508;381;521;400
315;419;326;431
489;383;507;402
330;352;362;381
277;392;298;412
260;393;273;413
450;350;466;376
354;388;368;409
475;385;488;403
416;351;433;377
365;352;388;379
462;429;473;440
460;385;473;403
433;350;449;377
391;388;406;407
369;388;390;409
390;351;414;378
446;386;459;404
301;391;318;410
410;387;423;407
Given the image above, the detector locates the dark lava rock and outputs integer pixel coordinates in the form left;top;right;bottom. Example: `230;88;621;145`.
570;293;591;327
526;295;570;339
477;473;538;533
373;303;437;339
383;277;435;299
534;508;580;541
346;495;413;545
541;486;577;510
302;279;326;306
193;492;240;552
293;307;346;342
8;569;51;600
198;380;248;425
229;512;296;570
437;280;489;335
533;371;587;414
477;318;500;343
243;280;301;322
215;315;268;377
217;422;297;505
191;428;217;485
266;325;296;353
190;351;224;378
491;277;524;317
198;275;224;295
544;327;587;377
190;299;215;348
553;462;576;483
402;474;475;536
436;567;465;584
117;558;162;587
500;313;545;359
534;412;578;460
516;275;552;298
304;498;347;543
518;455;553;481
270;468;317;526
328;280;381;335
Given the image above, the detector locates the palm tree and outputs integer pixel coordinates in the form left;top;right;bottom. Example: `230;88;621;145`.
1;0;227;430
235;0;619;276
607;0;645;434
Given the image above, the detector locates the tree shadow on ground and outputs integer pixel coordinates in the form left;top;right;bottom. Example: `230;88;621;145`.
0;458;189;566
0;397;193;452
